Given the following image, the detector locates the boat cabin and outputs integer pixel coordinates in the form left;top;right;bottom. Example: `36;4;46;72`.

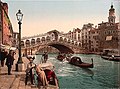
70;57;83;64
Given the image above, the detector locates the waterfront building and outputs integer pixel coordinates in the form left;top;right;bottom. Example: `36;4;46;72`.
65;28;81;45
98;4;120;56
87;27;99;53
12;32;19;47
0;1;13;47
0;1;2;45
81;23;96;53
67;28;81;42
65;25;99;53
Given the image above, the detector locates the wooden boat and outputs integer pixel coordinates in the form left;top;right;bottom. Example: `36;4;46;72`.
57;53;72;61
69;56;94;68
57;54;66;61
101;55;120;62
40;62;59;87
26;56;59;88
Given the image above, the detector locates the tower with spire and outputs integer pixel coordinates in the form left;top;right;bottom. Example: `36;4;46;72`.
108;3;116;23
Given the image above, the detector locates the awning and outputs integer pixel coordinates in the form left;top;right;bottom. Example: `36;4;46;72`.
0;44;6;49
0;44;16;50
106;36;112;41
9;47;16;50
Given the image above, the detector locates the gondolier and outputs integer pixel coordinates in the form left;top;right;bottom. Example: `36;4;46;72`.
42;52;48;63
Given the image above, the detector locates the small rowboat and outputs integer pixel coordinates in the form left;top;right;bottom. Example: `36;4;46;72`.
32;62;59;88
101;55;120;62
40;62;59;87
69;56;94;68
57;54;66;61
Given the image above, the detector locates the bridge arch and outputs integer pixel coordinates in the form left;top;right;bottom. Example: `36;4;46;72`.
36;38;40;44
48;43;74;53
46;36;50;42
21;41;24;47
59;37;63;42
25;40;30;47
41;37;45;42
31;39;35;45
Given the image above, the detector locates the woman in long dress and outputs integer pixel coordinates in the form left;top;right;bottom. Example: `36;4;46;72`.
36;64;48;87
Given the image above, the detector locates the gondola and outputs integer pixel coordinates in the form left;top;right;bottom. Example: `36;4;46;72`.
57;54;66;61
69;56;94;68
101;55;120;62
57;53;72;62
40;62;59;88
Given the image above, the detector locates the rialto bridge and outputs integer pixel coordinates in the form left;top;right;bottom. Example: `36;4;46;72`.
21;30;84;55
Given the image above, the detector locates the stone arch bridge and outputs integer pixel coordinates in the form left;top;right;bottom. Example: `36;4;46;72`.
21;30;84;55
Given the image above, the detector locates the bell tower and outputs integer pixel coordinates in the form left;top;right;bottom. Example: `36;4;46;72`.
108;4;116;23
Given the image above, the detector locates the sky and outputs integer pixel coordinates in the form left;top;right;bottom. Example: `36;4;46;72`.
2;0;120;37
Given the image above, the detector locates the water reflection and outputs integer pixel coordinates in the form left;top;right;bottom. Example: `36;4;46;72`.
81;68;94;79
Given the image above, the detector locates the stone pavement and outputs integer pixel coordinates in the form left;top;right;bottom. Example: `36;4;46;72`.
0;57;38;89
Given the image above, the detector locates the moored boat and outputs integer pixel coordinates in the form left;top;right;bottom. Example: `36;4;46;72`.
101;55;120;62
69;56;94;68
57;54;66;61
57;53;72;61
101;49;120;62
40;62;59;88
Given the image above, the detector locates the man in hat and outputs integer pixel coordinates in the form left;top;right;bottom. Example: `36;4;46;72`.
25;56;36;85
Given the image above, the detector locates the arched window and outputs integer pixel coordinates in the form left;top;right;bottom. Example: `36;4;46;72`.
41;37;45;42
75;42;78;46
68;39;71;43
72;41;74;45
21;41;24;47
59;37;63;42
79;43;81;47
46;36;50;42
36;38;40;44
64;38;67;42
31;39;35;45
25;40;30;47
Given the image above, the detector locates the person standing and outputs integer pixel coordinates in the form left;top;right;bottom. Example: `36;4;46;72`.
42;52;48;63
0;48;1;66
5;50;15;75
25;56;35;85
1;49;8;67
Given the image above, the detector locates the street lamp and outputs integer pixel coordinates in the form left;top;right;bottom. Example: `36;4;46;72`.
16;9;24;71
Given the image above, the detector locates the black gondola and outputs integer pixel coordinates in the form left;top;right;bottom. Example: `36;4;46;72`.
69;56;94;68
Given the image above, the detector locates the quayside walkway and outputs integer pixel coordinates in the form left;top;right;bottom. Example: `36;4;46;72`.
0;56;57;89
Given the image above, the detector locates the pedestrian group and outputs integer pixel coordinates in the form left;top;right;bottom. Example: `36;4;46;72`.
0;49;15;75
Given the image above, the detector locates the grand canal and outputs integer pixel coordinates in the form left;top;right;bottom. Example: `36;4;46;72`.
33;54;120;89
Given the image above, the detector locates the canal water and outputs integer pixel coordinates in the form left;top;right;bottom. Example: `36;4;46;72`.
33;54;120;89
